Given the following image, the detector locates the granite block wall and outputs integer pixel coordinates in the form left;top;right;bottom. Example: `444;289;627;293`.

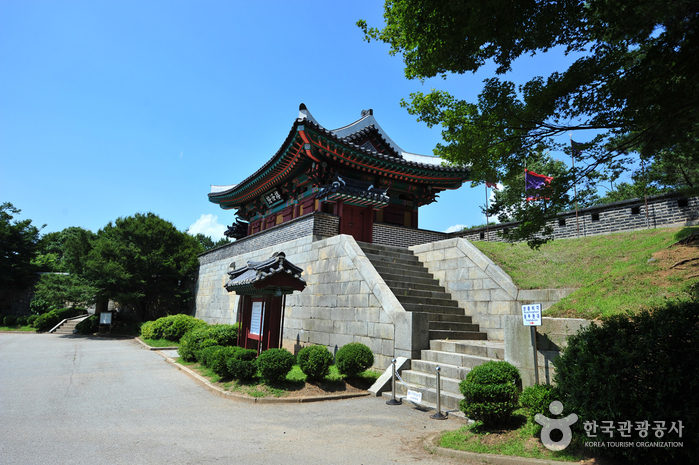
195;233;423;369
411;237;575;341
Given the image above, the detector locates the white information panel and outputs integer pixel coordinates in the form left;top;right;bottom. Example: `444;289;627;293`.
522;303;542;326
250;301;262;335
100;312;112;324
406;390;422;404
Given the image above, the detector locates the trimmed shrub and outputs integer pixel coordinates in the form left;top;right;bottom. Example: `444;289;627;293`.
297;345;333;381
459;361;521;426
257;348;295;384
206;346;241;376
554;300;699;463
519;383;557;435
226;348;258;381
178;324;239;362
75;315;99;334
335;342;374;377
3;315;17;326
140;314;207;342
198;345;225;367
27;315;38;326
16;316;28;326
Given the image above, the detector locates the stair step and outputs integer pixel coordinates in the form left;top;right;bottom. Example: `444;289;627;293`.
428;321;480;332
362;252;421;267
402;303;465;315
429;330;488;340
410;360;472;382
402;370;463;394
428;313;472;323
421;350;495;367
429;340;505;360
392;288;454;300
395;295;459;307
385;380;464;411
373;265;436;280
383;278;446;291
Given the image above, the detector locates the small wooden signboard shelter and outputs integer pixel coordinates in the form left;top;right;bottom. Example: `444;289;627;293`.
225;252;306;354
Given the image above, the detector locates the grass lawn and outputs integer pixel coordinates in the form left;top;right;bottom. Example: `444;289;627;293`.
0;325;35;332
439;410;606;463
473;227;699;319
140;337;180;347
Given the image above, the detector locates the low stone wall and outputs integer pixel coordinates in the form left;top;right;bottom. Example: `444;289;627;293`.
199;212;339;266
195;233;428;369
455;192;699;243
373;222;447;248
411;237;575;341
504;316;593;387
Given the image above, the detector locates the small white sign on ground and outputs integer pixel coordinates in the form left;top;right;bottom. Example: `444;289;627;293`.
522;303;542;326
406;390;422;404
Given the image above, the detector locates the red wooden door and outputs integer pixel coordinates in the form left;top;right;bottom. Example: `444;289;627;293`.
341;205;366;242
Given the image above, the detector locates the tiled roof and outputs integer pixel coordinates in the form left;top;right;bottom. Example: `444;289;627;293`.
225;252;304;291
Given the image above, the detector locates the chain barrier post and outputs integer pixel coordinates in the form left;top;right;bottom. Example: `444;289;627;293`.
430;366;447;420
386;358;401;405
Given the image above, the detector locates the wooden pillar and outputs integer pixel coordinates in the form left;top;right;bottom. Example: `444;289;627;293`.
337;199;345;235
364;205;374;243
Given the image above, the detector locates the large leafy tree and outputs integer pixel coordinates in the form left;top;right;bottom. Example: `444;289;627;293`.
31;227;98;313
359;0;699;244
0;202;42;291
85;213;202;321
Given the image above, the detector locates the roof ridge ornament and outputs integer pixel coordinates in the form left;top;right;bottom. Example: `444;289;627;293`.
361;109;373;117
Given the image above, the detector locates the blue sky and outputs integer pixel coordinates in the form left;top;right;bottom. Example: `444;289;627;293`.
1;1;591;239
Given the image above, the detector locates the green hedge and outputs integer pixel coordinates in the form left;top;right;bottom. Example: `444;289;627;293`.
140;314;207;342
226;348;258;381
335;342;373;377
297;345;333;381
3;315;17;326
178;324;239;362
554;300;699;463
459;361;521;426
257;348;295;384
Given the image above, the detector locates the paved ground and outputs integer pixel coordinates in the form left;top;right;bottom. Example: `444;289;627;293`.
0;334;473;465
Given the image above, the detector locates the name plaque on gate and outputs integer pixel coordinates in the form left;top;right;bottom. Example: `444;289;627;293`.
250;301;262;335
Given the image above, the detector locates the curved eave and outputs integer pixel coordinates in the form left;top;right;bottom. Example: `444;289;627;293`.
209;114;471;210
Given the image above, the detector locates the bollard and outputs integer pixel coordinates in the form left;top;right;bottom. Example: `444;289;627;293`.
386;359;401;405
430;366;448;420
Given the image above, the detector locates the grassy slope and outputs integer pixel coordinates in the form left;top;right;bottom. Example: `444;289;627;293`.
472;226;698;319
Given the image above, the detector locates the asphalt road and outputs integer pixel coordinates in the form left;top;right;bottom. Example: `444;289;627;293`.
0;333;472;465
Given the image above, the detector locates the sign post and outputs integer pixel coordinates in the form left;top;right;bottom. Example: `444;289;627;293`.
522;304;542;385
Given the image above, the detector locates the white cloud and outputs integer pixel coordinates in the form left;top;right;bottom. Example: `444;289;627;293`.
188;214;227;240
445;224;467;233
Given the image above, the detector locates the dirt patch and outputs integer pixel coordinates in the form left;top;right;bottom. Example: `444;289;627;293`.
650;240;699;282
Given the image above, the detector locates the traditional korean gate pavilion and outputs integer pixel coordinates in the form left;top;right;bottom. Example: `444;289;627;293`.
210;104;471;243
225;252;305;353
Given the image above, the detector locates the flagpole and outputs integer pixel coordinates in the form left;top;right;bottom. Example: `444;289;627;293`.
571;136;580;238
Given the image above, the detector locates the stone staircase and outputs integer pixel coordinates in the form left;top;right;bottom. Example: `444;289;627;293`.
51;315;89;335
358;242;486;341
391;340;505;411
357;242;503;411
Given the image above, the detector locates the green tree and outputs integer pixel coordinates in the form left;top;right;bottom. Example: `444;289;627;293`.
31;227;98;313
359;0;699;244
192;233;230;252
0;202;42;291
486;150;598;247
85;213;202;321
